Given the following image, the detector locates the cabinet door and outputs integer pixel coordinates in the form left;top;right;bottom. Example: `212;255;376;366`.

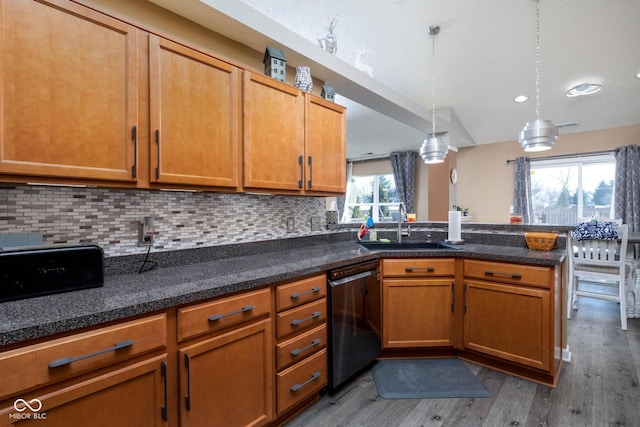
149;35;240;188
464;279;551;371
382;279;455;348
304;96;346;194
0;0;138;182
179;319;273;427
243;72;304;191
0;355;168;427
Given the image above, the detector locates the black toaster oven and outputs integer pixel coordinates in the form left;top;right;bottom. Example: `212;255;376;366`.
0;244;104;303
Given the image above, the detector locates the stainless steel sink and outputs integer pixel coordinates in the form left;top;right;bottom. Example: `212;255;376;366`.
357;241;462;250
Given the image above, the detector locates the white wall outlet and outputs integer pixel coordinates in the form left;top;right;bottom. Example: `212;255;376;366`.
311;215;321;231
138;216;154;246
286;217;295;233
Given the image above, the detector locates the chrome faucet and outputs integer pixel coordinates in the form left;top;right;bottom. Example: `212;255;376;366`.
397;202;406;242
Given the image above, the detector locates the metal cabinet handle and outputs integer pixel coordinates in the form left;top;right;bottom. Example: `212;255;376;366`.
49;340;134;368
161;361;168;421
451;282;455;313
290;371;321;392
155;129;161;180
484;270;522;279
291;338;322;356
298;155;304;189
307;155;313;189
291;311;321;326
290;287;321;299
464;283;468;313
131;126;138;178
405;267;435;273
208;305;255;322
184;354;192;411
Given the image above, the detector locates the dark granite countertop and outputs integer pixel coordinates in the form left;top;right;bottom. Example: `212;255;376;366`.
0;232;566;347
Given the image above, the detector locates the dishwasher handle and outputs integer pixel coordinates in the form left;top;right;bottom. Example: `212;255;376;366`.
329;270;374;286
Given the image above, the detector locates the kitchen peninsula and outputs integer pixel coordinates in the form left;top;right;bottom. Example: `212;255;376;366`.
0;225;566;426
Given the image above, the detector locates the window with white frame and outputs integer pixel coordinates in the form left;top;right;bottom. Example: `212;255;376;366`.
530;154;615;225
343;174;400;223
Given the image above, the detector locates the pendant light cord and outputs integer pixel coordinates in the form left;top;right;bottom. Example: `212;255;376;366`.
429;25;439;138
535;0;541;120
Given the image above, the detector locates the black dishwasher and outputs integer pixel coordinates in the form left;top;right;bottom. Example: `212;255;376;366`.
327;259;381;390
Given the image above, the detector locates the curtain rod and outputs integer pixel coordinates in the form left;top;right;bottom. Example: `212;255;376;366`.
506;149;614;164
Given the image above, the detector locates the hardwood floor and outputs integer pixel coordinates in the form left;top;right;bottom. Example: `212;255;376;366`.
286;297;640;427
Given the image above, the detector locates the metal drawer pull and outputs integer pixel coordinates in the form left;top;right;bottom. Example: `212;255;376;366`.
49;339;134;368
291;338;322;356
290;371;321;392
290;287;321;299
405;267;435;272
208;305;255;321
291;311;321;326
484;270;523;279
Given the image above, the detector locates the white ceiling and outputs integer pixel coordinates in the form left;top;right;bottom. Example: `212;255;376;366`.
151;0;640;159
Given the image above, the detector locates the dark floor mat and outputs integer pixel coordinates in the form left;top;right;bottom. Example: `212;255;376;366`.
371;358;492;399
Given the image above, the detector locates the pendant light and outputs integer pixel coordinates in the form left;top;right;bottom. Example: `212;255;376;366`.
518;0;557;152
420;24;448;164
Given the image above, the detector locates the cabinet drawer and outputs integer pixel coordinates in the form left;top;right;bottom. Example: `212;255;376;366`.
0;313;166;400
383;258;455;277
276;324;327;371
276;348;327;415
276;298;326;339
464;259;552;288
276;275;326;312
178;288;271;342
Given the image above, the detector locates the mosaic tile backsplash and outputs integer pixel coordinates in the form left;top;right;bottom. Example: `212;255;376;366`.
0;185;330;257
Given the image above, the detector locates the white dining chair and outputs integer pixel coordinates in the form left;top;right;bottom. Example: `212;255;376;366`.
567;223;629;330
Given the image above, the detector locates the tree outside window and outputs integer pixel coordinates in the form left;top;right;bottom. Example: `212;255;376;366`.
345;174;399;223
530;155;615;224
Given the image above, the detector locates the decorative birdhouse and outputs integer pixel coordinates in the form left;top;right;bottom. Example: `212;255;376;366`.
321;85;336;102
263;47;287;82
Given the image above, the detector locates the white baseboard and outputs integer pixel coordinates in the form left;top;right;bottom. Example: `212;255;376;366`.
562;345;572;362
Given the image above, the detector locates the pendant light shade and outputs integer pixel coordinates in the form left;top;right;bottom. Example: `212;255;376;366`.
519;119;558;152
518;0;557;152
420;135;448;164
420;25;447;164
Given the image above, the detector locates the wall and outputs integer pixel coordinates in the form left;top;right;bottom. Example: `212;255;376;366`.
0;185;327;257
456;125;640;223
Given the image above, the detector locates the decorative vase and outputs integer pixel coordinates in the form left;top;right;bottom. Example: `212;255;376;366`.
294;66;313;93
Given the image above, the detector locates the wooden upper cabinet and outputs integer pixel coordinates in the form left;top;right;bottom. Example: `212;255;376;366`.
243;72;305;192
0;0;138;182
304;95;346;194
149;35;240;188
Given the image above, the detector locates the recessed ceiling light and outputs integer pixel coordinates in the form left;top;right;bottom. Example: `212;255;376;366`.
636;72;640;79
566;83;602;97
514;95;529;103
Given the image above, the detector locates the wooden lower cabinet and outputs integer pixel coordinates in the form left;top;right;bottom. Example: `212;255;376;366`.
178;318;273;427
382;278;455;347
463;280;551;371
0;355;168;427
381;258;456;348
461;259;561;385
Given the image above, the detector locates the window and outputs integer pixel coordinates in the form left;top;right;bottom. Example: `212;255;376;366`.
530;154;615;224
343;174;399;223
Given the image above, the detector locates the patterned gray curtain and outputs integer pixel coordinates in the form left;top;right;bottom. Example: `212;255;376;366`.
614;144;640;232
513;157;533;224
390;151;417;214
